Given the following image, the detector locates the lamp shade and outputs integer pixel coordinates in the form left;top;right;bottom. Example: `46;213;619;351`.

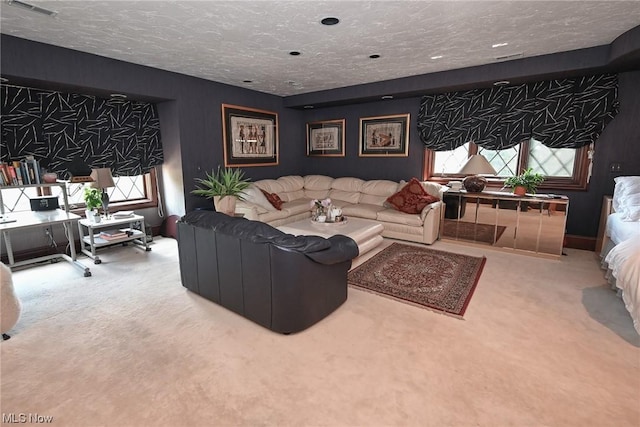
458;155;497;175
90;168;115;189
459;155;496;192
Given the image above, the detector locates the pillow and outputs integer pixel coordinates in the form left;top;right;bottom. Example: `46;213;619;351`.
385;178;439;214
618;192;640;221
239;184;276;212
260;189;283;210
613;176;640;215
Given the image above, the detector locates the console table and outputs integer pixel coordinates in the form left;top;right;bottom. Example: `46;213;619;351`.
441;190;569;258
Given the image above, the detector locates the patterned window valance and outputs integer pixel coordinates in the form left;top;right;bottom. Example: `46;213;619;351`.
417;74;619;151
0;84;163;177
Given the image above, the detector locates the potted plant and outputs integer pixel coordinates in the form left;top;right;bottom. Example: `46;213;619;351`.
191;167;251;215
83;187;103;222
503;168;545;195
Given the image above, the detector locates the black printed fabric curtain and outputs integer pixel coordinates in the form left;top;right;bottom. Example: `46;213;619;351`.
417;74;619;151
0;85;163;177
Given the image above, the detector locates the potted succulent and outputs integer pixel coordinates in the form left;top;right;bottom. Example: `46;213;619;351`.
191;167;251;216
83;187;103;222
503;168;545;195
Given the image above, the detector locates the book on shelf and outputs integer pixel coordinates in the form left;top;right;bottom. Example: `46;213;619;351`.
99;229;128;239
0;157;45;186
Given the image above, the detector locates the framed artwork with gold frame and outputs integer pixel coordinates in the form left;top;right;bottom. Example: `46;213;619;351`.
359;113;410;157
222;104;278;167
306;119;345;157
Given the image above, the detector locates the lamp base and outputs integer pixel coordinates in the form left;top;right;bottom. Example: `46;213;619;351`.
101;190;110;219
463;175;487;192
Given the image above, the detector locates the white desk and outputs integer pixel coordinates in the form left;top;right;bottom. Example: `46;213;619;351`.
0;210;91;276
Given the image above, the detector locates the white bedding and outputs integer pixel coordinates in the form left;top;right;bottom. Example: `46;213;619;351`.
605;237;640;335
606;212;640;245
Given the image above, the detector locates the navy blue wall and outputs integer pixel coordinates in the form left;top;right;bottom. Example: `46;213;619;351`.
297;97;423;182
2;33;639;240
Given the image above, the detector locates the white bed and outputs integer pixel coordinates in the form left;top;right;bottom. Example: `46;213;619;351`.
606;212;640;245
601;177;640;335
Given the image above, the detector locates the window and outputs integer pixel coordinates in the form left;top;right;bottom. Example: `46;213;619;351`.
0;170;157;213
424;139;590;190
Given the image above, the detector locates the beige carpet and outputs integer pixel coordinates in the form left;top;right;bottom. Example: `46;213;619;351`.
1;237;639;427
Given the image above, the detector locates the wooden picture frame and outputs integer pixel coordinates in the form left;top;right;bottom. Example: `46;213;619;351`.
359;113;410;157
306;119;345;157
222;104;278;167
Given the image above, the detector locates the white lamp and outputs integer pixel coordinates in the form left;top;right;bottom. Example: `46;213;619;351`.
458;155;497;192
90;168;115;218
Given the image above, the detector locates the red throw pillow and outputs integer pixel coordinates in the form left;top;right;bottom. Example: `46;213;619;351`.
386;178;439;214
260;189;283;210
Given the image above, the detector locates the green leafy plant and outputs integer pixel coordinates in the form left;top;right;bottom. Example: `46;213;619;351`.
503;168;545;194
191;167;251;200
83;187;103;210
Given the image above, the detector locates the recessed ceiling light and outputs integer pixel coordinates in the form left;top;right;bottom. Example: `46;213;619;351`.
369;54;381;59
430;55;443;60
493;80;510;86
381;95;394;100
303;105;314;109
492;42;509;48
289;51;301;56
321;17;340;26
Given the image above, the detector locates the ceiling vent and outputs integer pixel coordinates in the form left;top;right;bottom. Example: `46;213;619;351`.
494;52;524;62
6;0;57;17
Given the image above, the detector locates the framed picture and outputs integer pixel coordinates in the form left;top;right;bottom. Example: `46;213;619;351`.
306;119;345;157
359;113;410;157
222;104;278;167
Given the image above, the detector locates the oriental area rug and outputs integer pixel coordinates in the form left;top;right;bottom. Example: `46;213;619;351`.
443;220;507;245
348;243;486;318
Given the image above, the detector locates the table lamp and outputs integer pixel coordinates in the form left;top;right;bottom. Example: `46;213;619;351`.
458;155;497;192
90;168;115;218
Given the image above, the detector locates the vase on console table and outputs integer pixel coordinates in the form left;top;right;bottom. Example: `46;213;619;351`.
85;209;101;223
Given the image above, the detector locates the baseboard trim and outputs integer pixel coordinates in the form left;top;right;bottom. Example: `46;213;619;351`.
565;234;596;251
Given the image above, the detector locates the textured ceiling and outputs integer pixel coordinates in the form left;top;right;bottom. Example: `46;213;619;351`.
2;0;640;96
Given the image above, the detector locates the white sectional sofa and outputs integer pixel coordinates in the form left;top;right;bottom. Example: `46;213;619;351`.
236;175;446;245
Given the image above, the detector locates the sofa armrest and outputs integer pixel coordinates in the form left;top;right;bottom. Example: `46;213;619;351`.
420;201;442;244
420;200;443;222
304;235;359;265
236;200;262;220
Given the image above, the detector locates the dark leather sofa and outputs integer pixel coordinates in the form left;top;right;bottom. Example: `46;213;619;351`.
177;211;359;334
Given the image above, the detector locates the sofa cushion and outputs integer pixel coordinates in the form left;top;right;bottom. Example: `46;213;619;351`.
254;179;284;194
304;175;334;199
277;175;305;202
240;184;276;212
361;180;400;196
332;177;364;192
341;203;386;220
386;178;439;214
258;208;290;223
261;189;284;210
360;180;401;206
329;189;361;204
376;208;424;226
282;198;313;216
